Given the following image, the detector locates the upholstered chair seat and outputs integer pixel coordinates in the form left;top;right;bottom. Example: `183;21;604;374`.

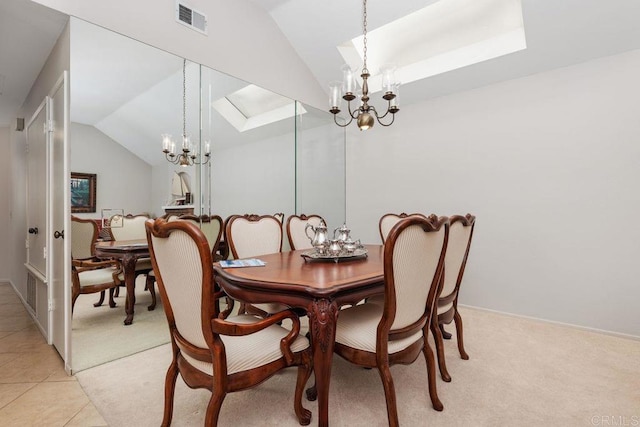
336;303;423;354
180;313;309;376
79;266;121;288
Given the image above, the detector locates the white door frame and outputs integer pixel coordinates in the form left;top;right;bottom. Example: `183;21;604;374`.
47;72;71;373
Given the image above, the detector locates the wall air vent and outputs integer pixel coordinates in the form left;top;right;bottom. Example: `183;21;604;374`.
175;2;207;35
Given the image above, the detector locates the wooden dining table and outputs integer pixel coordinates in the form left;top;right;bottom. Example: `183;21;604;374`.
213;244;385;427
94;239;149;325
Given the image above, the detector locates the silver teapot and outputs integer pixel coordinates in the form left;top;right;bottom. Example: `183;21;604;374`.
333;223;351;242
305;219;330;253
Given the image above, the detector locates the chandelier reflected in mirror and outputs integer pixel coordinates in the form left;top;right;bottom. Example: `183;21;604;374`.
329;0;400;131
161;59;211;166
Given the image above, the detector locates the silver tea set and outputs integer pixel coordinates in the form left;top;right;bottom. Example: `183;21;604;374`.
305;220;362;256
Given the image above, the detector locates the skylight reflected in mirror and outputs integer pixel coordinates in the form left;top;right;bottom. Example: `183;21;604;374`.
213;84;306;132
338;0;526;93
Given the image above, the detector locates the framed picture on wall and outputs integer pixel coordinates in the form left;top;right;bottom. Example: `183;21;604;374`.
71;172;96;213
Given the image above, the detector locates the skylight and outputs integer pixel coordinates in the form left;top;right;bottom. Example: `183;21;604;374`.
338;0;526;92
212;84;305;132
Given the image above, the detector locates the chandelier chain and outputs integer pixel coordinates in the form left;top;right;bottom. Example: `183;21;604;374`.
362;0;368;73
182;59;186;138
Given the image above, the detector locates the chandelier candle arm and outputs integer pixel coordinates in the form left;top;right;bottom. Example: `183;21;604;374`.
329;0;400;131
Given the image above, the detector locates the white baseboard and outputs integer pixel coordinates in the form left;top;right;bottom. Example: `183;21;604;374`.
5;279;48;339
459;303;640;342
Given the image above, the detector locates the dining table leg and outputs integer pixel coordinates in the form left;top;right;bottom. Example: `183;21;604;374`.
121;253;137;325
307;298;339;427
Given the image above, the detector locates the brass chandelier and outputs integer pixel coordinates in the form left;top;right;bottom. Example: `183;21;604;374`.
161;59;211;166
329;0;400;130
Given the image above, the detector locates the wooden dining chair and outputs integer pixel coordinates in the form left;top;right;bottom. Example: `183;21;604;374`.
225;214;290;317
431;213;476;382
286;214;325;250
378;212;427;243
70;216;121;313
365;212;430;307
333;215;449;425
145;218;313;426
169;214;224;260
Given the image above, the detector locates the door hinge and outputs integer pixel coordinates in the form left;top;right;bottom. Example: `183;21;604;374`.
43;247;47;259
44;120;54;133
48;300;54;312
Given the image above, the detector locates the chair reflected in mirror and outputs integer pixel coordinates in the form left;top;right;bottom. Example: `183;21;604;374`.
70;216;121;314
108;213;156;309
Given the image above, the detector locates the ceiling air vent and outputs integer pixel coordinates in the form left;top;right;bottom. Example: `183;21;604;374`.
175;2;207;35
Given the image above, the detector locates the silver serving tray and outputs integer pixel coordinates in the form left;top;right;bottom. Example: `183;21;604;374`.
301;247;368;263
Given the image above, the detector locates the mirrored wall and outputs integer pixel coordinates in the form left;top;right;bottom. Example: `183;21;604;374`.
69;18;344;372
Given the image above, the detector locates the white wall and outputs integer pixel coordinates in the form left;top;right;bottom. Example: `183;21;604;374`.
70;123;153;218
0;126;10;282
9;21;70;297
346;49;640;337
31;0;326;110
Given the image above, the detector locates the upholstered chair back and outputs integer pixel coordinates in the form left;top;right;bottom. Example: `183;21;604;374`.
286;214;324;250
109;214;150;241
171;214;223;257
379;212;427;244
147;219;211;350
439;214;476;301
71;216;98;259
226;214;283;258
385;216;449;331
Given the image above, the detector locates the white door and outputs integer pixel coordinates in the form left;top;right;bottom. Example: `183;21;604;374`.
49;73;70;369
26;101;48;279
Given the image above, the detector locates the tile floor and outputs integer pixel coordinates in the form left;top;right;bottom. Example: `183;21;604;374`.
0;283;107;426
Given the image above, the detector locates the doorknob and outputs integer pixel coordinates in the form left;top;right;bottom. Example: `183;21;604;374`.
28;227;39;235
54;230;64;239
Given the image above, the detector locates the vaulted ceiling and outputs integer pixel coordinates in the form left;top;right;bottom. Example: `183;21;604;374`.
2;0;640;142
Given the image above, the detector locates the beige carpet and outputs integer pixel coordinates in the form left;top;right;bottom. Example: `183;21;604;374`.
76;307;640;426
72;277;170;372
